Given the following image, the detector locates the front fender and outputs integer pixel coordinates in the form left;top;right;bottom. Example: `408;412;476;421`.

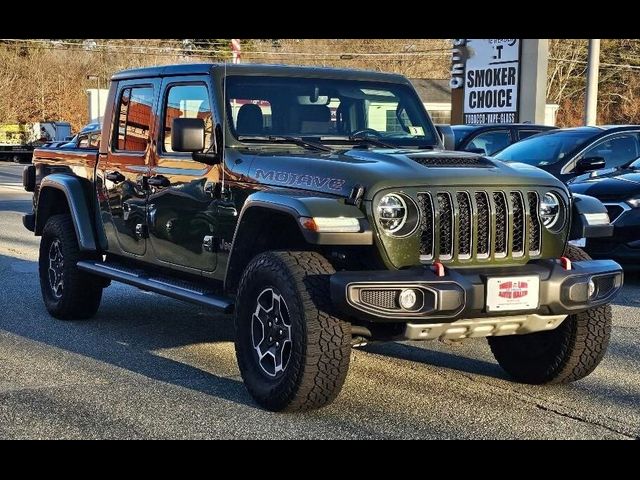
570;193;614;240
239;189;373;245
36;174;97;251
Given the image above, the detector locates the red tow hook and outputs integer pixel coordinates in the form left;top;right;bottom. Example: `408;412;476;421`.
432;261;445;277
560;256;572;270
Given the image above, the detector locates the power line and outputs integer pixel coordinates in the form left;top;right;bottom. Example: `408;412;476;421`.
1;39;450;59
549;57;640;71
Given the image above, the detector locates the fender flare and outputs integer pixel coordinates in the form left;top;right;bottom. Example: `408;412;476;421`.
234;189;372;246
224;189;373;291
36;174;98;251
569;193;614;240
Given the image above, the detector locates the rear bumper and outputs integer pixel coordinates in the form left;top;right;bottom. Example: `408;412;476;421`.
330;259;623;323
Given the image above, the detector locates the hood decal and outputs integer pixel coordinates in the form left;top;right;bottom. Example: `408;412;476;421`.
255;168;346;191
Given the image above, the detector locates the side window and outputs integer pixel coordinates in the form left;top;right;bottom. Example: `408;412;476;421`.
163;84;212;153
582;133;640;169
466;130;511;155
114;86;154;152
518;129;543;140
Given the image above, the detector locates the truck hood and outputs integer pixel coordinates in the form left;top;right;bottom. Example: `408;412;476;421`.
568;168;640;201
231;148;566;200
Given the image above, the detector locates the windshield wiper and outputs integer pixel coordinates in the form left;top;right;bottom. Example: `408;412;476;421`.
238;135;333;153
349;135;397;149
317;135;396;149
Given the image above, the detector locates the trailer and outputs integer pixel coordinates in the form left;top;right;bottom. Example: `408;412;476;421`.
0;121;72;163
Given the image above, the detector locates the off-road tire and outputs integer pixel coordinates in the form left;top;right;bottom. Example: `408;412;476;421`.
234;251;351;411
488;245;611;384
39;214;103;320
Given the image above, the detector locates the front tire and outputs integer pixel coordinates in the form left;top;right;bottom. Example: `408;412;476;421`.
488;246;612;384
234;251;351;411
39;214;104;320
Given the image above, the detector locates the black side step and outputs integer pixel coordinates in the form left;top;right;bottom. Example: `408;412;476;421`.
77;260;234;314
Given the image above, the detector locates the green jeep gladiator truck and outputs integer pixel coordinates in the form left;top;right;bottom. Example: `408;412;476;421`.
22;63;623;411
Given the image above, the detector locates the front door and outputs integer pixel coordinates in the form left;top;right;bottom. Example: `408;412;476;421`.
147;76;220;273
101;80;158;257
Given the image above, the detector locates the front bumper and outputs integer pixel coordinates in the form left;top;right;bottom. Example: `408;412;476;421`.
330;259;623;323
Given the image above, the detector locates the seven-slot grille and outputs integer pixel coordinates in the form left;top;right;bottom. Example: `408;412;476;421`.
416;190;543;262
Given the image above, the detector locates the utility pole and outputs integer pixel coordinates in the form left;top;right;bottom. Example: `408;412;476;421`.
584;39;600;126
87;74;101;123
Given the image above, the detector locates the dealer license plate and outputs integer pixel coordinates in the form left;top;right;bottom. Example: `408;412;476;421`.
486;276;540;312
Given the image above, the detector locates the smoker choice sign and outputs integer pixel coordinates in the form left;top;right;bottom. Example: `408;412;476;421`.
463;39;520;124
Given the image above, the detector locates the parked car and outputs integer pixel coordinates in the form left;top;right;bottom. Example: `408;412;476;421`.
494;125;640;183
40;140;70;149
59;123;101;149
568;158;640;265
436;123;556;155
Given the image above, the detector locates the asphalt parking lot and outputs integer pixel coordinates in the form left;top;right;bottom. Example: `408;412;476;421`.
0;162;638;439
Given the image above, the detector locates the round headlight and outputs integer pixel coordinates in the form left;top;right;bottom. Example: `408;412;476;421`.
377;194;407;233
540;192;561;229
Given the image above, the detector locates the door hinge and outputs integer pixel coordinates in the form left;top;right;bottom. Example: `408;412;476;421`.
202;235;215;252
135;224;149;239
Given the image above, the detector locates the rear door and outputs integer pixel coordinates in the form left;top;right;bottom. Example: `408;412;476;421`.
100;79;158;257
147;75;219;273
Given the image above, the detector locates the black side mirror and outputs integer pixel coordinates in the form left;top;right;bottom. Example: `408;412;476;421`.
576;156;606;174
171;118;205;152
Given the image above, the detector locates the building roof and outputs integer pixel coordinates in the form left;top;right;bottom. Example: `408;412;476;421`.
409;78;451;104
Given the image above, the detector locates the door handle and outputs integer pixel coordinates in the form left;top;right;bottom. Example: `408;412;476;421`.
106;171;125;183
147;175;170;188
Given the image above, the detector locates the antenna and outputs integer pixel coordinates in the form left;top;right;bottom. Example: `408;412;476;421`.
221;61;228;195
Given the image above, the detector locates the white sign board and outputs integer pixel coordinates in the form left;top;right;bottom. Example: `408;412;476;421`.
464;39;520;125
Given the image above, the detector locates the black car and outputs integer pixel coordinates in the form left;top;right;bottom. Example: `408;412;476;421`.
436;123;556;155
568;158;640;265
494;125;640;183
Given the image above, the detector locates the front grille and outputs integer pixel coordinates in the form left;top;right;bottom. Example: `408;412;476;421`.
527;192;541;254
437;193;453;258
360;289;399;309
475;192;490;257
417;189;543;263
457;192;472;258
493;192;508;257
417;193;434;257
510;192;525;256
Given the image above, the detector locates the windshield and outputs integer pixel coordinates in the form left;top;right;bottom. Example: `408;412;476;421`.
494;130;595;166
225;75;438;148
629;157;640;169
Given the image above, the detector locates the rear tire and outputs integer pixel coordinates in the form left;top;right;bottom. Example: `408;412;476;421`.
39;214;104;320
488;245;612;384
234;251;351;411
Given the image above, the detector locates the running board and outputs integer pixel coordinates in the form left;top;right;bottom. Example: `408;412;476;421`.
76;260;234;313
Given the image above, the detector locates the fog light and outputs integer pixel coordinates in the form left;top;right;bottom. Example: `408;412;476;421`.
399;289;418;310
588;278;597;298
